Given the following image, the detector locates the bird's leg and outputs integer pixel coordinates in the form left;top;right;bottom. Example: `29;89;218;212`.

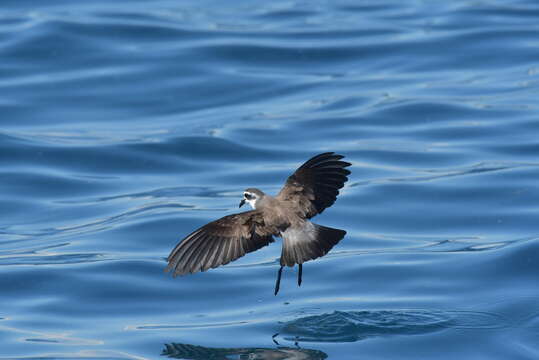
274;266;283;296
298;264;303;287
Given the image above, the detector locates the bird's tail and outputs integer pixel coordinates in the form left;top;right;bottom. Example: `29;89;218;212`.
280;222;346;267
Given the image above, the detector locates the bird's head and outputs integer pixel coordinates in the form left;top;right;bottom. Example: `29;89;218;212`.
239;188;265;210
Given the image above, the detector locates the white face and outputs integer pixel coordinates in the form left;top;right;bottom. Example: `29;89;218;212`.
243;192;258;209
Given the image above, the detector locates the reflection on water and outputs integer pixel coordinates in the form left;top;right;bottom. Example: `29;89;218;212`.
159;308;509;359
162;342;327;360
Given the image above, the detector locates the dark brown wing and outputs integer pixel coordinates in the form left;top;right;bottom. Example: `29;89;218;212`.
276;152;351;219
166;210;277;277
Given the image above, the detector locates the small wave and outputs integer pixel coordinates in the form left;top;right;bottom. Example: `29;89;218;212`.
0;242;68;256
0;350;147;360
5;201;192;241
130;320;249;330
328;236;538;260
0;134;275;176
416;235;539;254
87;185;245;205
23;336;102;346
522;312;539;330
96;186;213;202
350;161;539;187
0;252;106;266
128;136;277;162
281;309;509;342
0;319;103;347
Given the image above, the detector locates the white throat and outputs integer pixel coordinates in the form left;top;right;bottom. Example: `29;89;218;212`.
245;198;257;210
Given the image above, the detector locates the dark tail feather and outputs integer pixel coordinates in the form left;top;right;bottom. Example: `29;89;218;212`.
316;224;346;251
280;223;346;267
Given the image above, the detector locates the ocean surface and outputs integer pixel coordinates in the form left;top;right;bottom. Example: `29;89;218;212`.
1;1;539;359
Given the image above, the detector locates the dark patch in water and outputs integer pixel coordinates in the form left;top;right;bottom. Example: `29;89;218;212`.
25;338;60;343
162;342;327;360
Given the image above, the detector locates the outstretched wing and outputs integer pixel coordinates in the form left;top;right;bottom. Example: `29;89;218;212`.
166;210;278;277
276;152;351;219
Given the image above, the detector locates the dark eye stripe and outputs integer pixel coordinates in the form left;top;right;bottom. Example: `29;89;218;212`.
244;193;253;200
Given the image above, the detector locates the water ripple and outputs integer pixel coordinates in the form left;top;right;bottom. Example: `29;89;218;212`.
2;202;191;240
350;161;539;187
0;252;106;266
281;309;509;342
0;351;148;360
131;320;250;331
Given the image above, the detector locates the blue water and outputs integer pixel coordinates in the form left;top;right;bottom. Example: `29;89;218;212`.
1;1;539;359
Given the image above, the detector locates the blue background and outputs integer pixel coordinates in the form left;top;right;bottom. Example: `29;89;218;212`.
1;1;538;359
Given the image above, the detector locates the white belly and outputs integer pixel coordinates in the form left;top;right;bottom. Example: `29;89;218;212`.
282;221;317;244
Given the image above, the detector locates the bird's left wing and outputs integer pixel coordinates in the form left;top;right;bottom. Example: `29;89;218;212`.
166;210;277;277
276;152;351;219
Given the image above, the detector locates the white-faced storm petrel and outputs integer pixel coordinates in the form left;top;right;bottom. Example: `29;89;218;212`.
165;152;351;295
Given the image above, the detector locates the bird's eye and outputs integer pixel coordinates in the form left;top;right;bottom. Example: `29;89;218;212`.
244;193;253;200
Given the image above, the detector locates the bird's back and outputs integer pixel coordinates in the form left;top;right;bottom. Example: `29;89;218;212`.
258;195;307;234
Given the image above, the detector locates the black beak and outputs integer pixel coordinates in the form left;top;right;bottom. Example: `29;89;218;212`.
239;199;246;208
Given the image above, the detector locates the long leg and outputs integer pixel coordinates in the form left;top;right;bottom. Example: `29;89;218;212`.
298;264;303;287
274;266;283;296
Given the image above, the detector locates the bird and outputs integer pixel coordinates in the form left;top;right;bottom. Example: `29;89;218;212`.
165;152;351;295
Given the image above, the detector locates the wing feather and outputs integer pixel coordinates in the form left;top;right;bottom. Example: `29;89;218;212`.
198;236;215;272
276;152;351;219
184;236;208;273
166;228;200;263
223;237;234;266
176;233;206;271
210;237;226;268
204;236;223;270
166;211;276;276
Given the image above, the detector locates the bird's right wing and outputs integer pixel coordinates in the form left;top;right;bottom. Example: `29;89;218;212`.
276;152;351;219
166;210;278;276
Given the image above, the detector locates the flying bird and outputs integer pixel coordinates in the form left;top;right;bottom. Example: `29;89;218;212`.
165;152;351;295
